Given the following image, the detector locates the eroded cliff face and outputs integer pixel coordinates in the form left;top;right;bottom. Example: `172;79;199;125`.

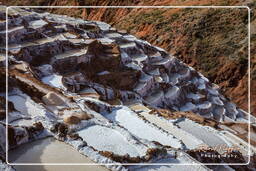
3;0;254;115
0;7;255;171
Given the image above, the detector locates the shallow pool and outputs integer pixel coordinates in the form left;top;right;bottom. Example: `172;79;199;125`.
9;137;108;171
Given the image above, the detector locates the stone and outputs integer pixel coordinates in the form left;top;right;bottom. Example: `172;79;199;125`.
118;29;127;34
63;115;81;125
42;92;65;106
74;112;93;120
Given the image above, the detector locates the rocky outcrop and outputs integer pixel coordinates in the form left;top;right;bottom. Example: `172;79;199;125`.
63;115;81;125
42;91;65;106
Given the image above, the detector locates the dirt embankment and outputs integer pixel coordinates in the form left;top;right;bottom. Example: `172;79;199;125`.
3;0;256;114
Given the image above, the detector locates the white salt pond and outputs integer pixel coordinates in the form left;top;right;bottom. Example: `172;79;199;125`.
180;102;196;112
29;19;48;29
10;137;108;171
42;74;66;90
176;119;231;147
169;74;180;85
8;94;45;117
187;93;202;100
11;119;34;126
78;125;141;157
106;107;182;148
145;90;164;106
129;104;203;149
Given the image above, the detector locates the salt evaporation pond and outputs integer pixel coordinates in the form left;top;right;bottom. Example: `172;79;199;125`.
77;125;142;157
42;74;66;90
106;106;182;148
10;137;108;171
176;119;231;147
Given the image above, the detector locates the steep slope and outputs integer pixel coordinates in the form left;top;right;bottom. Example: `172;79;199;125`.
3;0;254;115
0;7;255;171
3;7;246;121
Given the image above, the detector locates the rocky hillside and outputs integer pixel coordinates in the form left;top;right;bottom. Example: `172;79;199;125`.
0;7;255;171
3;0;255;115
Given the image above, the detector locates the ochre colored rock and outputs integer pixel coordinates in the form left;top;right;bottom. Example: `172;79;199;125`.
63;115;81;124
74;112;93;120
42;92;65;106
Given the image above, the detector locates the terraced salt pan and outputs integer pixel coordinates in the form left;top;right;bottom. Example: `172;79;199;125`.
161;73;169;82
0;26;24;34
123;35;137;41
198;73;209;82
197;78;206;90
8;93;46;117
129;104;204;149
94;21;111;31
8;34;67;50
149;52;162;60
68;39;85;44
42;74;66;90
213;106;226;118
145;90;164;106
119;42;136;49
142;116;203;149
126;62;141;70
226;102;239;116
169;74;181;85
6;110;27;123
211;96;224;106
97;37;114;44
180;102;196;111
198;83;206;90
140;73;153;83
176;119;232;147
187;93;203;100
131;151;210;171
208;87;219;96
221;131;250;155
134;82;147;95
78;125;142;157
79;89;97;97
132;54;148;63
106;107;182;148
148;68;160;76
63;32;77;39
53;48;88;60
29;19;48;29
10;137;108;171
11;119;34;126
105;33;122;38
165;86;179;99
152;58;172;69
172;68;191;81
198;101;212;109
